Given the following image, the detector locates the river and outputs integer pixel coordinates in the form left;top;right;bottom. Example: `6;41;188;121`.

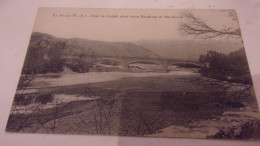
28;69;199;88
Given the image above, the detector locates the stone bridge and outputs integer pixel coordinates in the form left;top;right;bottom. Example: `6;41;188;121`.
93;57;200;70
65;56;200;71
93;57;166;68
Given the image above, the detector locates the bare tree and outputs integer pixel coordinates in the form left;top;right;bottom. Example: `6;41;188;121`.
120;98;165;136
194;75;253;101
178;12;253;101
89;98;115;135
179;12;241;39
6;73;70;133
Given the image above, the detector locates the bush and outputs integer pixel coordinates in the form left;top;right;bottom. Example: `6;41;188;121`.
66;58;94;73
22;40;65;74
208;119;260;139
199;48;252;84
238;119;260;139
14;93;54;106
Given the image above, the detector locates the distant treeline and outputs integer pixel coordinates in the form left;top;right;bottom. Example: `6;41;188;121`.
22;39;93;74
199;48;252;84
22;40;65;74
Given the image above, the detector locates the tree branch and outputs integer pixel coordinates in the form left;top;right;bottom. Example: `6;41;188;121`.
179;13;241;39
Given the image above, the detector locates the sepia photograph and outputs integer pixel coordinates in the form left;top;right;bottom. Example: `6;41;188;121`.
6;8;260;140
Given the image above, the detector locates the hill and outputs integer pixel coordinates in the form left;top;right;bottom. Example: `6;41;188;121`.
31;32;162;59
22;32;162;74
134;40;243;61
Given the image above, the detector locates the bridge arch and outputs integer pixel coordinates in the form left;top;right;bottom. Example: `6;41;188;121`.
127;60;162;66
168;62;201;68
126;60;166;70
93;58;123;66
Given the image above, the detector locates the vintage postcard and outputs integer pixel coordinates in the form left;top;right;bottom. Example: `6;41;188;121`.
6;8;260;140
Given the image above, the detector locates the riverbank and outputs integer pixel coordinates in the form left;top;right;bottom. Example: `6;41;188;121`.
7;69;260;139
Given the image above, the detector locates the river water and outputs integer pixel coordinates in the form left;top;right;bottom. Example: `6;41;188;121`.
29;69;199;88
12;69;260;138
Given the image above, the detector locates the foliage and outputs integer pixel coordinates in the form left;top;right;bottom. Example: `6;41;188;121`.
14;93;54;106
199;48;252;84
22;38;97;74
66;53;96;73
238;119;260;139
22;40;65;74
66;58;89;73
208;119;260;139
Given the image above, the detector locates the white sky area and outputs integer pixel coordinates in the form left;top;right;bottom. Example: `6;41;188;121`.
33;8;242;43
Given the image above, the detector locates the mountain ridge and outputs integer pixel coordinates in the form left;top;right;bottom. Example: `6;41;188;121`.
134;39;243;60
30;32;162;59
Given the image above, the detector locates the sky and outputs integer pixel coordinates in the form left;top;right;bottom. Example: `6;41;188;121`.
32;8;243;43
